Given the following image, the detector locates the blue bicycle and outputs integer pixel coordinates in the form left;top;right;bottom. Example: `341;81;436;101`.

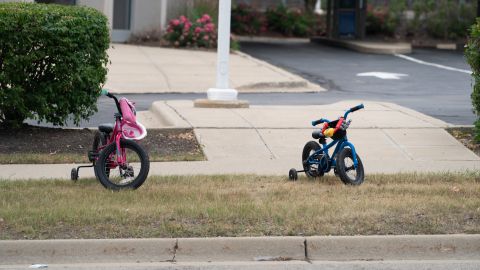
289;104;365;185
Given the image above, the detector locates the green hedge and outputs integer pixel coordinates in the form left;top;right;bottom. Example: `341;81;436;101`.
0;3;109;128
465;18;480;141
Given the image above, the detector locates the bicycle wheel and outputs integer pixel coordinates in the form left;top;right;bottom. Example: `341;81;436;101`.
94;139;150;190
302;141;323;178
336;148;364;185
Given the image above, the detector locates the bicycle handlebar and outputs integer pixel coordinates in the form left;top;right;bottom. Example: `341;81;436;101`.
101;88;122;116
311;104;364;126
349;104;364;113
311;118;330;126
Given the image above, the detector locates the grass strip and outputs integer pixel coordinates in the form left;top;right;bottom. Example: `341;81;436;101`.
0;173;479;239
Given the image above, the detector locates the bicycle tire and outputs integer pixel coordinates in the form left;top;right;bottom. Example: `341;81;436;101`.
94;139;150;190
336;148;364;185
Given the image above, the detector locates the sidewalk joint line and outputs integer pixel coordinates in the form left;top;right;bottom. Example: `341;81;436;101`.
380;129;415;161
230;110;277;160
138;47;173;90
304;239;311;263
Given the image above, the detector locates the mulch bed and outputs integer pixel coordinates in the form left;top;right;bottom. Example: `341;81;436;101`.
447;127;480;157
0;126;204;164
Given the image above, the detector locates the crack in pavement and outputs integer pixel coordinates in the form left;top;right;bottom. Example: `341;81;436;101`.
230;109;277;160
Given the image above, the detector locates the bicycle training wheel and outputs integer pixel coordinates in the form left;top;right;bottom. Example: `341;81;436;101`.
336;148;364;185
94;139;150;190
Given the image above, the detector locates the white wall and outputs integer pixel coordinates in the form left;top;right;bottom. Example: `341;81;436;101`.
77;0;105;12
131;0;162;34
77;0;113;29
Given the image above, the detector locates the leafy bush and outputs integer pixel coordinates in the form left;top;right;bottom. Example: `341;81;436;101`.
190;0;218;25
366;3;405;37
410;0;476;40
465;18;480;142
164;14;217;48
231;4;267;35
266;5;314;37
0;3;109;128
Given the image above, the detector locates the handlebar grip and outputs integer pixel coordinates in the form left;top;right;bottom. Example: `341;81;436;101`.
312;119;321;126
350;104;364;113
312;118;330;126
101;88;114;98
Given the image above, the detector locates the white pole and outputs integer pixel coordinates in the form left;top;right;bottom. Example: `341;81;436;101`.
160;0;167;33
207;0;238;101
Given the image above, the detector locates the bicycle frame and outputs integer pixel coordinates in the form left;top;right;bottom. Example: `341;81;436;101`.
307;136;359;174
307;105;362;173
95;116;127;168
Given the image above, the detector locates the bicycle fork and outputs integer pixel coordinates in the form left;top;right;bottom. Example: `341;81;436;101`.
115;133;126;166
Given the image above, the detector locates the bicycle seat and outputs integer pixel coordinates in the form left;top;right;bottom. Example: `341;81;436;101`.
312;130;325;139
98;123;114;134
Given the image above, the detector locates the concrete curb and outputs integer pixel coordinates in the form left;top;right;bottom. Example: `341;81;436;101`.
307;235;480;261
412;42;465;51
1;235;479;265
0;238;177;265
311;37;412;54
175;237;305;262
236;35;310;44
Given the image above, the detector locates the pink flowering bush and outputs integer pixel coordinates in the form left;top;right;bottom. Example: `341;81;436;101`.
164;14;217;48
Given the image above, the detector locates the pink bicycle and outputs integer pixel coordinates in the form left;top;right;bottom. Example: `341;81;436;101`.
71;89;150;190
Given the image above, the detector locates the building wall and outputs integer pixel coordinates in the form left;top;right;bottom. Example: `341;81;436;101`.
77;0;105;12
167;0;193;21
131;0;163;34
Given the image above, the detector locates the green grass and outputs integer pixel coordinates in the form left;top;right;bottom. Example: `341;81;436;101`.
0;173;479;239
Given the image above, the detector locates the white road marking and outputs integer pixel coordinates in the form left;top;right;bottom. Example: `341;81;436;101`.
394;53;472;74
356;72;408;80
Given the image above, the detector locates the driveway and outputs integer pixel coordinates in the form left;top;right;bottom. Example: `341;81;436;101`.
239;42;475;125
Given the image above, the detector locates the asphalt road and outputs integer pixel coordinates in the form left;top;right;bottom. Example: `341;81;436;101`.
239;41;475;125
30;41;475;128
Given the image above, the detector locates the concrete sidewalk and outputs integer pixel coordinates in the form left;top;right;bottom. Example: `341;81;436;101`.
105;44;322;94
138;99;479;175
0;100;477;180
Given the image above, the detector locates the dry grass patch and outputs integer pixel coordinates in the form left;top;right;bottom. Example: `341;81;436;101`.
0;173;479;239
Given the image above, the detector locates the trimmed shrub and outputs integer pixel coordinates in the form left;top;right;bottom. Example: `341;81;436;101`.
0;3;109;128
466;18;480;142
